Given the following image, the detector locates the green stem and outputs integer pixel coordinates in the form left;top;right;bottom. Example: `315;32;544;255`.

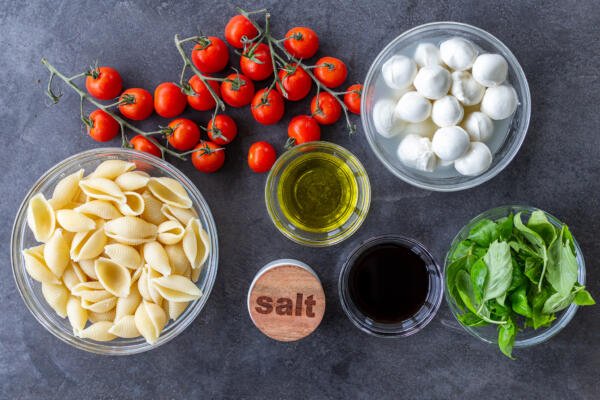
264;13;286;97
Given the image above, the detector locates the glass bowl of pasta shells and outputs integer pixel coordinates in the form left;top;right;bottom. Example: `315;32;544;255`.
11;148;218;355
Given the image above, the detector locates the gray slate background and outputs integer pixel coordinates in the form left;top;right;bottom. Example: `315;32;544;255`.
1;0;599;399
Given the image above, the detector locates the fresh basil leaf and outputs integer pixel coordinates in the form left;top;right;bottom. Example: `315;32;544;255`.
574;288;596;306
457;312;487;327
470;258;488;303
450;240;474;262
542;291;575;314
524;257;542;285
456;270;479;315
508;258;526;292
488;299;510;319
496;214;514;240
530;286;556;329
514;213;548;288
468;219;498;247
527;210;557;246
545;226;578;296
510;286;532;318
482;241;513;302
561;224;576;253
509;240;542;260
446;255;470;311
498;318;516;359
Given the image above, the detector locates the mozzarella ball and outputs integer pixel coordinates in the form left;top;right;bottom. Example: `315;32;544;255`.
432;95;464;127
395;91;432;123
402;119;438;139
472;54;508;87
414;43;441;67
451;71;485;106
454;142;493;176
431;126;470;161
481;85;518;120
462;112;494;142
373;99;405;138
381;55;417;90
440;37;477;71
397;134;437;172
413;66;451;100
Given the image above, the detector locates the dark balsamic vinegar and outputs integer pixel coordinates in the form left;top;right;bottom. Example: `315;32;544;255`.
347;242;429;323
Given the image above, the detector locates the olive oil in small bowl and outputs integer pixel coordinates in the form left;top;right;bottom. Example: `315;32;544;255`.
265;142;370;247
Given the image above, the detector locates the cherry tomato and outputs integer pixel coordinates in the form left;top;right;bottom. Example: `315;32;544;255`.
225;15;259;48
344;84;362;115
191;36;229;74
118;88;154;121
276;64;311;101
87;109;119;142
248;141;277;173
240;43;273;81
154;82;187;118
251;89;285;125
130;135;161;158
310;92;342;125
220;73;255;107
207;114;238;145
284;27;319;59
187;75;220;111
314;56;348;88
85;66;122;100
287;115;321;145
166;118;200;151
191;141;225;173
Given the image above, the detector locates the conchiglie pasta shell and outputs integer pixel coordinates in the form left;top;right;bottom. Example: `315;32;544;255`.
90;160;136;180
137;267;151;302
157;220;185;245
56;209;96;232
115;285;142;321
131;266;143;284
143;241;171;276
88;309;116;323
43;229;70;277
182;218;210;270
146;267;164;305
115;171;150;191
79;178;126;203
67;296;88;332
140;191;167;225
62;261;87;291
104;243;142;270
191;266;201;283
27;193;56;242
23;245;59;284
104;216;157;245
78;259;98;280
161;204;198;226
134;301;167;344
151;275;201;302
49;169;84;210
42;282;69;318
72;281;113;303
81;296;117;314
147;177;192;209
77;321;116;342
95;257;132;298
116;191;145;216
70;224;107;261
163;300;189;321
109;315;141;338
164;244;191;276
75;200;122;220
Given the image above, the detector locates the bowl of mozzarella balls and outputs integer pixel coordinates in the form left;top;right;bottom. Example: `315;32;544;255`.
361;22;531;191
11;148;218;355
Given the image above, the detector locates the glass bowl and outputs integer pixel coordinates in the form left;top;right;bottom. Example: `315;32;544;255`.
444;205;585;348
265;141;370;247
361;22;531;191
11;148;219;355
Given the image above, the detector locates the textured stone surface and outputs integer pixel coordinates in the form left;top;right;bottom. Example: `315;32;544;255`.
1;1;599;399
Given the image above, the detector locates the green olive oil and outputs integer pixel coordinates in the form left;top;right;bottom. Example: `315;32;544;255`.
277;152;358;233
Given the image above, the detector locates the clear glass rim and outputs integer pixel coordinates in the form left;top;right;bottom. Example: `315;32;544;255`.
443;205;585;347
361;21;532;192
11;147;219;355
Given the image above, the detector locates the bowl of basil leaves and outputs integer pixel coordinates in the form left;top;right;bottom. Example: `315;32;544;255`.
445;205;595;358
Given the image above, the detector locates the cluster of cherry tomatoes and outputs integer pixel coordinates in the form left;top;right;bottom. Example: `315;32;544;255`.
84;12;362;174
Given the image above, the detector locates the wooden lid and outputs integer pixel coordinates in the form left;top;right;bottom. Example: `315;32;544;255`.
247;259;325;342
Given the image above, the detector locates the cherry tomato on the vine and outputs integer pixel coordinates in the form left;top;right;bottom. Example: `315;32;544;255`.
276;63;311;101
166;118;200;151
187;75;220;111
191;36;230;74
154;82;187;118
310;92;342;125
225;14;259;48
191;140;225;173
314;56;347;88
251;89;285;125
248;141;277;173
344;84;362;115
240;43;273;81
118;88;154;121
220;73;255;107
85;66;122;100
130;135;162;158
284;27;319;59
287;115;321;145
87;109;119;142
207;114;238;145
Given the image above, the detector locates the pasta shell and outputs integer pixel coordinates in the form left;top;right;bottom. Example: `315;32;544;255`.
109;315;141;338
79;178;126;203
115;171;150;191
182;218;210;270
78;259;98;280
104;243;142;270
104;216;157;245
48;169;84;210
161;204;198;226
81;296;117;313
151;275;201;302
140;191;167;225
163;300;189;321
146;267;164;305
134;301;167;344
56;209;96;232
143;241;171;276
41;282;69;318
75;200;122;220
62;262;87;291
70;223;107;261
191;266;201;283
43;229;70;277
115;191;145;216
88;309;116;323
27;193;56;242
131;266;143;284
22;245;59;284
90;160;136;180
95;257;132;298
157;220;185;245
77;321;116;342
147;177;192;209
164;244;191;276
66;295;88;332
137;267;151;302
115;285;142;321
72;281;113;303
